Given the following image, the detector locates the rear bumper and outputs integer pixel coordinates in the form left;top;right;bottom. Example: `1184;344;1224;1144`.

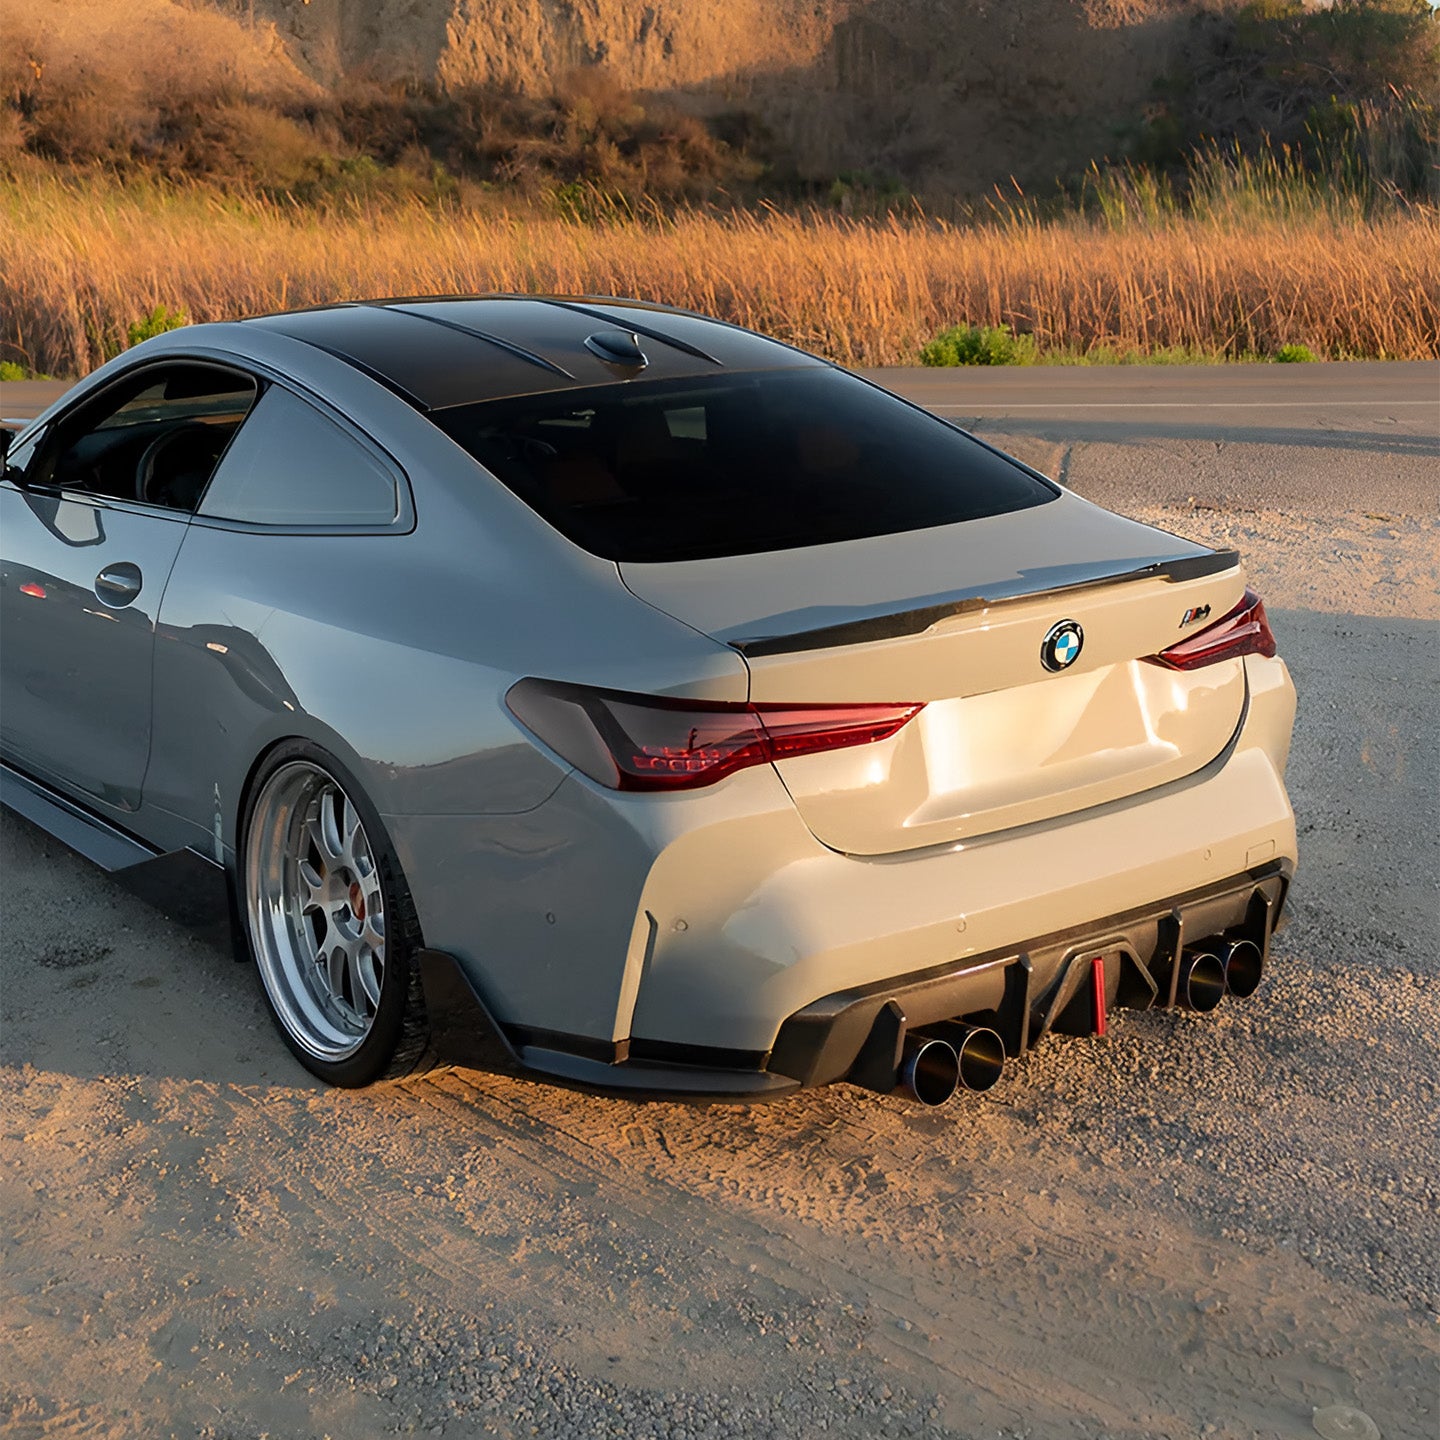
423;858;1291;1098
765;858;1290;1088
407;653;1297;1096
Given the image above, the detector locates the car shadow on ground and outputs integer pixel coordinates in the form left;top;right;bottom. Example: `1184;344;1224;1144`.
0;806;526;1093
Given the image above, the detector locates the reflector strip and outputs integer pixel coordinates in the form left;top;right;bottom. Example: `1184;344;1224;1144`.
1091;955;1108;1038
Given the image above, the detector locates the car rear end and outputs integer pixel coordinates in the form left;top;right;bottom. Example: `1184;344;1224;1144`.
430;361;1298;1102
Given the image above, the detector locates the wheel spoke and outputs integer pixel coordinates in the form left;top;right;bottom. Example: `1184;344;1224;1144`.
298;857;326;911
326;942;351;1004
353;949;383;1011
315;787;345;864
342;795;362;863
361;914;386;957
319;794;341;858
363;880;384;924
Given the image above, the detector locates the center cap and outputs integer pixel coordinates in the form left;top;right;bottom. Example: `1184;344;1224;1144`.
1041;619;1084;672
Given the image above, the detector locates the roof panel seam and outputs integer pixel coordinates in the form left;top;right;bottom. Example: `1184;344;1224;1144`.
285;337;430;412
377;303;576;379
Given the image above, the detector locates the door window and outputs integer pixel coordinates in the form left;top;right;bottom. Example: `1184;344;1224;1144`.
198;386;400;528
25;363;258;513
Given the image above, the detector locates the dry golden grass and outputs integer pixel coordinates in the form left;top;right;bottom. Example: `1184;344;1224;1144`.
3;175;1437;376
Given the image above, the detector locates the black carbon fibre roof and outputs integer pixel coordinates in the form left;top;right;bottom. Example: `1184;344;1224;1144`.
245;296;818;411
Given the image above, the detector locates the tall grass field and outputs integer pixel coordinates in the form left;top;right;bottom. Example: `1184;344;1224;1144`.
3;153;1437;377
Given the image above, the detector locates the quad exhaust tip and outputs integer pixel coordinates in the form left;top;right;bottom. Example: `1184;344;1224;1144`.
1173;937;1265;1010
898;1024;1006;1105
1176;948;1227;1013
899;1036;960;1107
1223;938;1265;998
892;934;1262;1105
939;1023;1007;1094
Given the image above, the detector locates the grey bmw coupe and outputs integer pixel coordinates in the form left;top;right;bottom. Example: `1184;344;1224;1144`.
0;297;1297;1104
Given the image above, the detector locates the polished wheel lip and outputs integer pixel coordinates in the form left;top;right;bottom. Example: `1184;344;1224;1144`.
246;760;386;1063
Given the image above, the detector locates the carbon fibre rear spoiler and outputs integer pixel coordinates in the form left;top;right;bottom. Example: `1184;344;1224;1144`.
729;549;1241;658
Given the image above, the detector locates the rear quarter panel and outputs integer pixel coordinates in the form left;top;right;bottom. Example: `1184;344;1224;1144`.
143;353;748;859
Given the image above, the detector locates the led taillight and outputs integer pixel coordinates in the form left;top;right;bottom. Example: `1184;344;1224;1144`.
506;679;923;792
1147;588;1277;671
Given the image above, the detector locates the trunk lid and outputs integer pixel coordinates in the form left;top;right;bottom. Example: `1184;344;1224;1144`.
620;492;1249;854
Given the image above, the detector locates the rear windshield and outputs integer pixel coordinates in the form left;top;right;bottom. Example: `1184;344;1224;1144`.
433;367;1057;563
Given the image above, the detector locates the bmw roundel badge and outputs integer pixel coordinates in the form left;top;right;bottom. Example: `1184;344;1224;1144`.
1041;619;1084;672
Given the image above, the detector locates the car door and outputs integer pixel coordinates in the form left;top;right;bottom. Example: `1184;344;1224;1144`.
0;361;258;814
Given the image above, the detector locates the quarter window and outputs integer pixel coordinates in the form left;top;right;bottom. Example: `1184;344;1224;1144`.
199;387;399;527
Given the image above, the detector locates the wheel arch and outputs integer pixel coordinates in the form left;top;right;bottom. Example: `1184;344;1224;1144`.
229;724;404;874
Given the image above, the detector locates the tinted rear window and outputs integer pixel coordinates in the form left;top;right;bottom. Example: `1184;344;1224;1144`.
433;368;1056;563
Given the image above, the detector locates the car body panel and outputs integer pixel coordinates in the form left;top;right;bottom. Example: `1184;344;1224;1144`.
147;493;747;863
386;653;1295;1051
621;491;1251;853
0;485;187;810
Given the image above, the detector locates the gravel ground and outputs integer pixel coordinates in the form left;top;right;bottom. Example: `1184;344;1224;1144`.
2;381;1437;1440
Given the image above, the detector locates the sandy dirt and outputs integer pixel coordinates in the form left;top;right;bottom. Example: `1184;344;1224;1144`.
3;380;1438;1440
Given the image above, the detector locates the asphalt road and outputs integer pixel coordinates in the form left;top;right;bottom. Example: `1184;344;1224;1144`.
877;361;1439;514
2;362;1438;1440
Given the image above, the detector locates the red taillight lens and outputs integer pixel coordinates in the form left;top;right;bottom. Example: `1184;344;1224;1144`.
506;679;923;792
1147;588;1277;671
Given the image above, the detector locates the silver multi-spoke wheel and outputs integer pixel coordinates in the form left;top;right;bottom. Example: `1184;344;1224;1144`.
246;760;388;1062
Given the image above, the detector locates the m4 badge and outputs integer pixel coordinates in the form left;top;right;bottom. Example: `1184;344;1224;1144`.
1180;604;1212;628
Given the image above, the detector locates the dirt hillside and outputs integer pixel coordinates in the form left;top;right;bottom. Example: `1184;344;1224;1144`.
9;0;1225;192
6;0;315;104
257;0;1208;188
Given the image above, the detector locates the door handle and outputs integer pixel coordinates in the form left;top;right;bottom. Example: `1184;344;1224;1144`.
94;562;142;606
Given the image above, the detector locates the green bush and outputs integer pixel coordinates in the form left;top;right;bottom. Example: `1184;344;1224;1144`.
126;304;189;349
0;360;27;381
1275;342;1318;362
920;323;1038;366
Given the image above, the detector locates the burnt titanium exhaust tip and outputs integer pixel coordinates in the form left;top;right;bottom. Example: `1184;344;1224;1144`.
954;1025;1006;1092
1177;948;1227;1012
898;1036;960;1107
1222;938;1265;998
956;1026;1006;1092
924;1022;1007;1093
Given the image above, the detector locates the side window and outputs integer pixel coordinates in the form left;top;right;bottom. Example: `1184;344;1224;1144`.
199;387;400;527
28;363;257;512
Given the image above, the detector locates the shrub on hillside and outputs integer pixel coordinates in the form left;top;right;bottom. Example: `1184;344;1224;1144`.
1132;0;1440;201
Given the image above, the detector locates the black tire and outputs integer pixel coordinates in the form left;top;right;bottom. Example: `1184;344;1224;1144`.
234;739;432;1087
